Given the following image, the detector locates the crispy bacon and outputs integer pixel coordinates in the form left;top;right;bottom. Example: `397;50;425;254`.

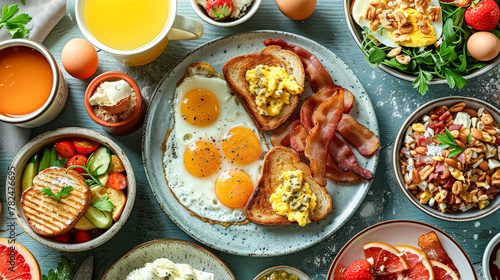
429;120;445;131
456;152;466;164
290;125;308;153
305;91;344;186
326;155;360;182
448;124;462;131
328;135;373;180
430;162;450;180
415;154;433;167
418;232;459;275
301;86;341;133
344;89;355;114
264;39;336;92
416;137;433;147
270;114;301;147
337;114;380;158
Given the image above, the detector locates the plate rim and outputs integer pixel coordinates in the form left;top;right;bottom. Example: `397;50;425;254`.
141;29;380;257
326;219;479;279
100;238;236;280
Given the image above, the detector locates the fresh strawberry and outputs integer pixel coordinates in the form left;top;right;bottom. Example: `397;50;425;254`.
344;259;374;280
465;0;500;31
206;0;234;20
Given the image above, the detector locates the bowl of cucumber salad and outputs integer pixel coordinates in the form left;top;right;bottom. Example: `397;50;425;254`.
7;127;136;252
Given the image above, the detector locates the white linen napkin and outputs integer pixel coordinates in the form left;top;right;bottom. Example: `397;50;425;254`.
0;0;66;156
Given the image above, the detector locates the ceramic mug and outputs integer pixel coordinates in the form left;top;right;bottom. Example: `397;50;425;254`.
74;0;204;66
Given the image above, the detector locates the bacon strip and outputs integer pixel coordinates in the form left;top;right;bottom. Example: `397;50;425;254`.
337;114;380;158
301;86;341;133
326;155;360;182
305;91;344;186
264;39;336;92
329;135;373;180
270;114;301;147
418;232;459;275
290;125;308;153
344;89;355;114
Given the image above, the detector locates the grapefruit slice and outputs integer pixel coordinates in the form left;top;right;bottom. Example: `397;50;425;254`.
395;245;435;280
0;238;41;280
375;272;405;280
363;242;410;275
430;260;459;280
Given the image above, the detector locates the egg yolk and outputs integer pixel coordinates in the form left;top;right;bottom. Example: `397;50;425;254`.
389;8;437;47
221;127;262;165
183;141;221;177
215;170;254;208
180;88;219;127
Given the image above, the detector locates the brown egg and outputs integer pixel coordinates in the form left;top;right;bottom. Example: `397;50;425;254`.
467;32;500;61
61;38;98;79
276;0;317;20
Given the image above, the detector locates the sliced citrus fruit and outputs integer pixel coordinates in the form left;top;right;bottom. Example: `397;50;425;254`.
363;242;410;275
395;245;435;280
0;238;41;280
430;260;459;280
375;272;405;280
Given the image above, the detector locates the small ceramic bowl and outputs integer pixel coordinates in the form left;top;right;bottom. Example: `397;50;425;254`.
327;220;477;279
393;96;500;221
85;71;146;135
6;127;136;252
190;0;262;27
483;232;500;280
253;266;311;280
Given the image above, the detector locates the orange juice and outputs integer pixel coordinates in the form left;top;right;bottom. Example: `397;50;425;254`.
84;0;170;51
0;47;53;116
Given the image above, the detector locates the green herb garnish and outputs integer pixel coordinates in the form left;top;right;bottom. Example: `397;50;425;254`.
41;186;73;201
92;195;115;213
0;4;32;39
436;127;471;157
42;256;75;280
66;158;104;187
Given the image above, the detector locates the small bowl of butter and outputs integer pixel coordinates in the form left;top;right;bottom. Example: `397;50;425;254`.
483;232;500;280
253;265;311;280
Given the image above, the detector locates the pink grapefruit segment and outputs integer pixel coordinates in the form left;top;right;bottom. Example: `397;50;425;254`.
431;260;459;280
0;238;41;280
395;245;435;280
363;242;409;275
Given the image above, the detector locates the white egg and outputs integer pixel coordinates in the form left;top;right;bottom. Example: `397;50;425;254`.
163;69;267;224
351;0;443;48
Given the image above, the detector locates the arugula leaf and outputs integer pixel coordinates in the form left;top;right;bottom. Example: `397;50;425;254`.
412;69;433;95
448;148;464;158
443;67;467;89
42;256;74;280
41;186;73;201
436;128;466;157
443;18;455;45
0;5;31;39
368;48;386;65
92;195;115;212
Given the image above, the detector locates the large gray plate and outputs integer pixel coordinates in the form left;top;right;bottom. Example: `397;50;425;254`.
142;30;379;256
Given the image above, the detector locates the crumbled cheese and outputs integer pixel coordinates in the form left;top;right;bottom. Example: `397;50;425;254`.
473;158;484;169
454;112;472;129
410;143;416;149
486;144;496;158
422;115;430;122
489;159;500;169
472;152;478;159
417;181;428;191
426;143;444;157
405;134;415;144
471;117;478;128
478;108;485;117
406;126;413;136
429;197;435;207
459;203;473;212
408;158;415;168
424;127;435;138
439;203;447;211
448;166;454;172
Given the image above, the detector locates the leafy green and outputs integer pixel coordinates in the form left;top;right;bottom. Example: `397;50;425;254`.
0;5;31;39
413;69;433;95
52;158;68;168
20;0;25;4
92;195;115;212
66;158;104;187
41;186;73;201
42;256;74;280
436;127;468;157
368;48;387;65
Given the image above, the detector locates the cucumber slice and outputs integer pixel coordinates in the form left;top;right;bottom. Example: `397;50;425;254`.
74;215;97;231
88;147;111;176
38;148;51;173
84;206;113;229
49;147;57;166
21;154;39;192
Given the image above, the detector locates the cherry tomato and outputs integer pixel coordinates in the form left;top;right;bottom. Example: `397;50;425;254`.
108;172;127;190
53;232;70;243
55;141;76;159
74;230;91;243
67;154;88;174
72;138;99;154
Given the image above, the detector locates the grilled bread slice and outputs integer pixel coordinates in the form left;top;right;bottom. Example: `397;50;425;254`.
244;147;332;225
223;45;305;131
21;167;91;237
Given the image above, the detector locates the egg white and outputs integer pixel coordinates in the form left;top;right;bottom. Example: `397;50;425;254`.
352;0;443;48
163;73;267;223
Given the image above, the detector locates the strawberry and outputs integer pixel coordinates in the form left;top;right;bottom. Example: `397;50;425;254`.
344;259;374;280
465;0;500;31
206;0;234;20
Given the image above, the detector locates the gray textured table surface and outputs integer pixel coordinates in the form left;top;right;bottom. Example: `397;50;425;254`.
1;0;499;279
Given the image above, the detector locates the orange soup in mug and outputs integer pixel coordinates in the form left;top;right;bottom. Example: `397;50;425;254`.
0;47;53;116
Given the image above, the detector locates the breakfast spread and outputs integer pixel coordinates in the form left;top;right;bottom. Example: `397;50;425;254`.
90;79;136;123
196;0;254;20
399;102;500;213
126;258;214;280
20;138;128;243
343;232;459;280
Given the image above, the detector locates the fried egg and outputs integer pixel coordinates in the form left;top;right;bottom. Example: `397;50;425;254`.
163;63;266;224
352;0;443;48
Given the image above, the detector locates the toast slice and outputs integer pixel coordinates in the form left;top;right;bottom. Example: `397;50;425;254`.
223;45;305;131
244;147;332;225
21;167;91;237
